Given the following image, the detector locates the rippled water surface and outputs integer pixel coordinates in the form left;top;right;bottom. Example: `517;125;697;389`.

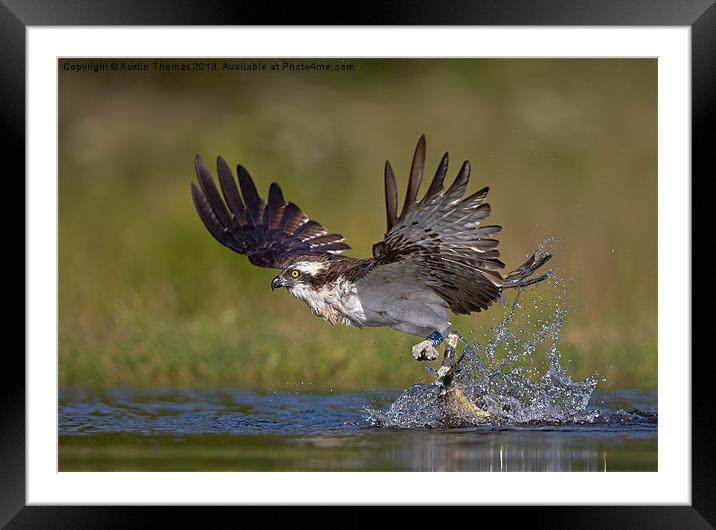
59;387;656;471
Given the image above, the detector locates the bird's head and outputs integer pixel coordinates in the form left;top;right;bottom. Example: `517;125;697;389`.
271;260;329;293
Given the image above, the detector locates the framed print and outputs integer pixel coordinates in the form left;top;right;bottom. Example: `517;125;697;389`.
5;0;710;526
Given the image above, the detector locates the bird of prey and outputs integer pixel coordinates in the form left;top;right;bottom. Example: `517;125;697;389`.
191;135;551;384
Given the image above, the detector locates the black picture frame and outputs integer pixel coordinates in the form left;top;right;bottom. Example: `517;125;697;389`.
3;1;708;526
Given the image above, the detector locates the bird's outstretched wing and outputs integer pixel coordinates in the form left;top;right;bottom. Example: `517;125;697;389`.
371;135;508;314
191;155;350;268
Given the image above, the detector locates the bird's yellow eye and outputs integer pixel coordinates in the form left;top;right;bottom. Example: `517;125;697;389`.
291;270;300;278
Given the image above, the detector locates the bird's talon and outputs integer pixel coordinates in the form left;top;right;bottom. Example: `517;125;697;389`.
437;365;452;378
435;365;455;386
412;339;439;361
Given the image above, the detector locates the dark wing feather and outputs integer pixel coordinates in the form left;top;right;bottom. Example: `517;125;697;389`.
372;136;506;315
236;164;264;225
426;152;449;198
384;161;398;231
400;134;426;217
266;183;285;228
192;155;350;269
216;156;245;220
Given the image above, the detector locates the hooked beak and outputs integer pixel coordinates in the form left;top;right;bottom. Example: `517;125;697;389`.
271;276;286;292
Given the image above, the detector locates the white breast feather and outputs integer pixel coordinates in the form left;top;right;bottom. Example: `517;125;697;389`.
288;277;365;327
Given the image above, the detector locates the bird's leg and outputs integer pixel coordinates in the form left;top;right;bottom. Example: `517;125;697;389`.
435;331;460;387
444;331;459;362
411;330;443;361
434;331;492;418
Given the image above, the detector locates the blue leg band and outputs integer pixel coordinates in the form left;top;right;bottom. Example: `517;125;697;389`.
427;331;443;347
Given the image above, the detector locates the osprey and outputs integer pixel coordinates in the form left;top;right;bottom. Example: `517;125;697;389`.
191;136;551;384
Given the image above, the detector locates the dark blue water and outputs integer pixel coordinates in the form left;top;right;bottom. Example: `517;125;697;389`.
58;387;657;471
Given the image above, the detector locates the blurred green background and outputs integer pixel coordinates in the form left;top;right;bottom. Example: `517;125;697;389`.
59;58;657;391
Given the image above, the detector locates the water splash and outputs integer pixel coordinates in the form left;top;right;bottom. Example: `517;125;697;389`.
369;262;624;429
